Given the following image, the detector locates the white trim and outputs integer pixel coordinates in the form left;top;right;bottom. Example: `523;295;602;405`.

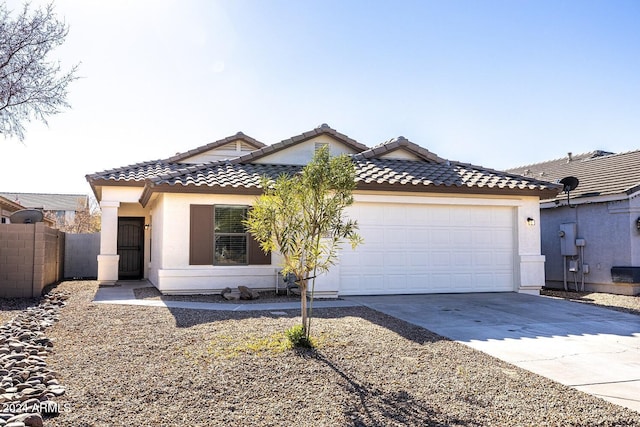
354;193;526;207
541;193;630;209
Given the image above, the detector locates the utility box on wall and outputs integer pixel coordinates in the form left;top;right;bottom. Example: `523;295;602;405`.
559;223;578;256
611;267;640;283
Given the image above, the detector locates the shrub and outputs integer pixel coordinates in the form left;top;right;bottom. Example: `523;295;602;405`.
285;324;314;349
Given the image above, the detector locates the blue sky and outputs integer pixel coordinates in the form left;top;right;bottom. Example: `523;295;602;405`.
2;0;639;195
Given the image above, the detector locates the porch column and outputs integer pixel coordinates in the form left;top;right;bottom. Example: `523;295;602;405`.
97;201;120;285
517;203;545;294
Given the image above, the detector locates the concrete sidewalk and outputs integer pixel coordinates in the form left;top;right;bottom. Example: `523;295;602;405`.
93;281;360;312
346;293;640;413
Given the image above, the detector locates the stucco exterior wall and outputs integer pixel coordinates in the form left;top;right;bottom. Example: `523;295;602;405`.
629;194;640;268
144;191;545;296
541;200;640;294
150;193;280;294
148;195;163;287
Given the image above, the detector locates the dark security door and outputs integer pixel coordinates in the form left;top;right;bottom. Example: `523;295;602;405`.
118;217;144;279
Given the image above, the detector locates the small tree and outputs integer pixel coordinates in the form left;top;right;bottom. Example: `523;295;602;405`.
245;146;363;342
0;2;79;140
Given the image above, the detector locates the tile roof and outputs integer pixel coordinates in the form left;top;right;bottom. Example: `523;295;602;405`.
354;136;445;163
89;125;562;206
506;150;640;202
0;193;88;211
137;158;560;206
507;151;612;179
150;163;302;189
354;159;554;191
86;160;189;184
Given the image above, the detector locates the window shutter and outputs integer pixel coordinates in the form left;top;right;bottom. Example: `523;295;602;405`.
247;233;271;265
190;205;214;265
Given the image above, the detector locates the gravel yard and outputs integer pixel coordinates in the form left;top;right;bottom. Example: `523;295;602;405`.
541;289;640;316
0;297;41;325
12;281;640;426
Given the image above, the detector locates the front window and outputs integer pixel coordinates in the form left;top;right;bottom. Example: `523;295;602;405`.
214;205;248;265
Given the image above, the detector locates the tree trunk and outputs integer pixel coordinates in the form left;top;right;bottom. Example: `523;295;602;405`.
300;281;308;335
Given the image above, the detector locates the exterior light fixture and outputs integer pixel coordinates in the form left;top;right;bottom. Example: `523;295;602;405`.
636;217;640;231
144;224;150;230
526;217;536;226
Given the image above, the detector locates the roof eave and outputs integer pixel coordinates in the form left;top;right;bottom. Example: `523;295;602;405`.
355;181;558;198
139;182;264;207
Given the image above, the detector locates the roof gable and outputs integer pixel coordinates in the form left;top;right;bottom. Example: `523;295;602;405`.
354;136;445;163
230;124;369;165
167;132;265;164
506;150;640;202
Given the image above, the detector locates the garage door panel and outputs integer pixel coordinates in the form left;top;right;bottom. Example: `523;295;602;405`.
430;208;453;226
471;229;494;247
491;208;513;222
455;252;474;267
493;251;513;268
431;251;451;267
473;251;494;268
361;227;384;243
385;251;408;267
383;206;406;222
384;228;406;247
339;204;515;295
406;207;430;224
405;226;429;242
451;208;471;224
493;272;514;288
490;228;513;245
432;230;451;245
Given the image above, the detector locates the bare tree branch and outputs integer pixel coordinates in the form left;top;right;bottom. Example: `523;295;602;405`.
0;2;79;140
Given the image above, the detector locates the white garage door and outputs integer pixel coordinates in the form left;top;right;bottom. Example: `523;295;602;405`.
339;203;515;295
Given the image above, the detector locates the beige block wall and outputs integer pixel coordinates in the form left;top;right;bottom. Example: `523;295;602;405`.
0;223;65;298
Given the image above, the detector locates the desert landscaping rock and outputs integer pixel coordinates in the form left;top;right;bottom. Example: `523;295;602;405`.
0;291;67;424
238;285;259;300
40;281;640;426
6;413;43;427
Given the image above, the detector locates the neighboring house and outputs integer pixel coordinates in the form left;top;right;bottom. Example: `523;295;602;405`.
507;150;640;295
0;192;88;228
0;195;25;223
86;124;560;297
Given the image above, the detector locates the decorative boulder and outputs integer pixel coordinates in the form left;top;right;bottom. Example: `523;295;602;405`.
238;286;259;300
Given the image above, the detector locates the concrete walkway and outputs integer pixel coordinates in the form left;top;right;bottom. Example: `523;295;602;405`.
346;293;640;413
93;284;640;412
93;281;360;312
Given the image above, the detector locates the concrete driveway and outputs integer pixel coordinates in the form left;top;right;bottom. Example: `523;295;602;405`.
346;292;640;413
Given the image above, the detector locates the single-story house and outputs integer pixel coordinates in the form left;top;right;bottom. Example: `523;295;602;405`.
0;195;56;227
0;192;89;229
506;150;640;295
86;124;560;297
